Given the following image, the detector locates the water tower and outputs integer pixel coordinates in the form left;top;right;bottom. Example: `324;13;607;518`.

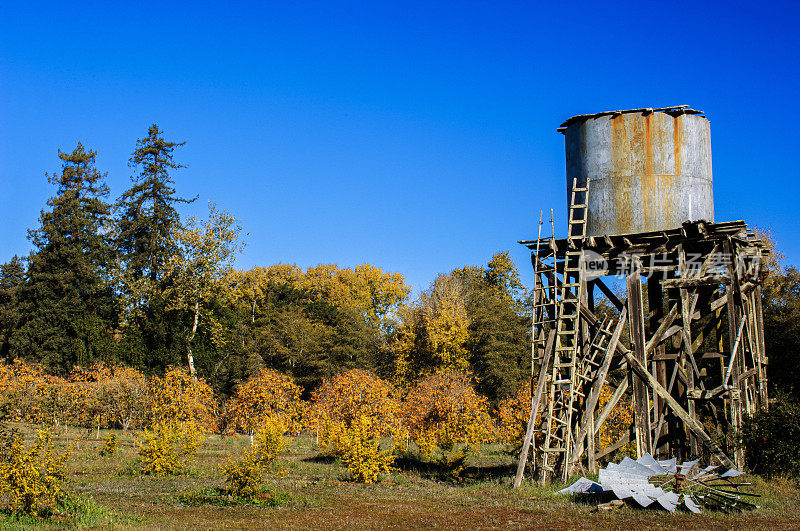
514;106;768;485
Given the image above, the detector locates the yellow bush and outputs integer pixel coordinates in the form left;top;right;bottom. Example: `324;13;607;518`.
138;421;201;476
251;418;287;465
324;415;395;483
99;432;117;457
0;428;71;515
222;454;265;499
228;369;305;435
150;367;217;433
222;417;287;498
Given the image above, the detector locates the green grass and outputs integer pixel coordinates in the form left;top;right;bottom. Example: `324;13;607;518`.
0;423;798;529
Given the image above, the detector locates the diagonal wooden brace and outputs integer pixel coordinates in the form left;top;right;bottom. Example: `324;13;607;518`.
623;349;735;469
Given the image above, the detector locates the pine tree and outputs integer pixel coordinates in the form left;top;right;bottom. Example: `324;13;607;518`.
13;144;114;373
114;125;195;371
0;256;26;361
116;124;194;283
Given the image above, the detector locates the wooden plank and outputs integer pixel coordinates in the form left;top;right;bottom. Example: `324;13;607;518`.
513;329;555;488
688;387;741;400
645;303;679;355
594;378;628;433
662;276;731;289
754;285;768;405
622;349;735;468
595;426;633;461
627;272;652;457
723;241;744;469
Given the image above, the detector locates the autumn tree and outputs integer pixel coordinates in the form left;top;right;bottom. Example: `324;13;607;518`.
13;144;114;373
310;369;402;438
401;370;494;461
224;264;408;391
392;274;471;386
228;368;305;434
164;203;243;377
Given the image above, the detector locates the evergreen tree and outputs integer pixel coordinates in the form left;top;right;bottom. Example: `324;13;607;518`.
13;144;114;373
456;252;531;403
114;125;194;371
0;256;26;361
116;124;193;283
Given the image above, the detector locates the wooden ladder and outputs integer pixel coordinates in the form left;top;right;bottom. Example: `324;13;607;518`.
540;178;589;483
530;210;558;365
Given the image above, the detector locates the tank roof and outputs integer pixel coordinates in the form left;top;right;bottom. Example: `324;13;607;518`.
558;105;705;133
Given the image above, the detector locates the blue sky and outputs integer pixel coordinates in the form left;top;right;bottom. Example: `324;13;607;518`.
1;1;798;292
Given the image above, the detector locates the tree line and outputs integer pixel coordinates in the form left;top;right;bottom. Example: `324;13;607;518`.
0;125;532;401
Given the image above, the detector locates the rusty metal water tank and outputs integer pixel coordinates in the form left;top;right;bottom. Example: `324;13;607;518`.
561;106;714;236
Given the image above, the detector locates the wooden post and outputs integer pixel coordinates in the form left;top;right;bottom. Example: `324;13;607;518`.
724;240;744;469
754;285;768;405
627;269;652;457
647;277;669;458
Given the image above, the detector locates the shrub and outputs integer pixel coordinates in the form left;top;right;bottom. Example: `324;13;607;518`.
324;415;396;483
99;433;117;457
740;393;800;478
251;418;287;465
0;427;71;515
402;370;493;461
222;417;287;498
310;369;403;440
223;454;265;499
228;369;304;435
138;421;201;476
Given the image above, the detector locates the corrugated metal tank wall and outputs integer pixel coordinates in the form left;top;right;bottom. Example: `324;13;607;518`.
563;108;714;236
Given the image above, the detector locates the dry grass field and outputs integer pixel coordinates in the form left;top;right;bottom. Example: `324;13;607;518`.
3;425;800;530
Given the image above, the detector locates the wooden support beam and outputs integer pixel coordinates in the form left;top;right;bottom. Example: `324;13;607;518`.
645;303;679;355
622;349;735;468
754;286;768;405
724;240;745;469
688;387;741;400
594;378;629;433
592;277;625;311
627;271;652;457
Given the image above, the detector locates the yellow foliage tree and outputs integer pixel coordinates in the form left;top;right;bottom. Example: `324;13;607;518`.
393;274;471;386
228;368;305;435
150;366;217;433
496;381;545;447
310;369;402;439
401;370;493;461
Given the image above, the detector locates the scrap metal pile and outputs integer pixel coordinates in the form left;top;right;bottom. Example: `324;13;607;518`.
556;453;758;513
